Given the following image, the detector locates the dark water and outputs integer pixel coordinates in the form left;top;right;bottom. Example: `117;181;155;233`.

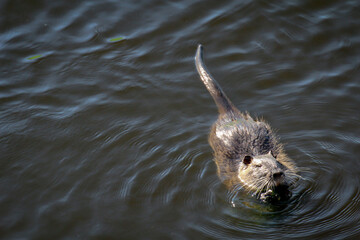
1;0;360;239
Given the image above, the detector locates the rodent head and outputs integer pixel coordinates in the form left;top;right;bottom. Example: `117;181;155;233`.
238;151;292;200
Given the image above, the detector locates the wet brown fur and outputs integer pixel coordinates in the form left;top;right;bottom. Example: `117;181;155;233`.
195;45;297;198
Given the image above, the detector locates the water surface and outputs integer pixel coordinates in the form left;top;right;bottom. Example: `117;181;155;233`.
1;0;360;239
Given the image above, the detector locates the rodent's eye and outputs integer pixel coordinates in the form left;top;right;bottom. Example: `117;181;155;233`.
243;156;252;165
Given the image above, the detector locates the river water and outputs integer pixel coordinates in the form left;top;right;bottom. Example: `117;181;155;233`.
1;0;360;239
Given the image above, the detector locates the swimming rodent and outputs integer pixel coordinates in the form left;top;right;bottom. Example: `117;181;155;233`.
195;44;299;201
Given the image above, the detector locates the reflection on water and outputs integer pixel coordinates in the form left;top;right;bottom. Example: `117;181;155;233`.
1;0;360;239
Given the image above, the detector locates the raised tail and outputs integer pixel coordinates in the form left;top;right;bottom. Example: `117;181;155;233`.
195;44;237;115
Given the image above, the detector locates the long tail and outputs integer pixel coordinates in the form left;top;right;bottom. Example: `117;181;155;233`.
195;44;236;115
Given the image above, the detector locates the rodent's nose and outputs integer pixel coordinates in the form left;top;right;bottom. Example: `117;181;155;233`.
273;172;284;180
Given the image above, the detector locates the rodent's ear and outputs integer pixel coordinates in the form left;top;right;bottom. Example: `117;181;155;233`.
267;151;277;159
243;156;253;165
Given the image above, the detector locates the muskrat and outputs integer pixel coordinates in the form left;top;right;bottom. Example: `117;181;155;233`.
195;44;299;201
